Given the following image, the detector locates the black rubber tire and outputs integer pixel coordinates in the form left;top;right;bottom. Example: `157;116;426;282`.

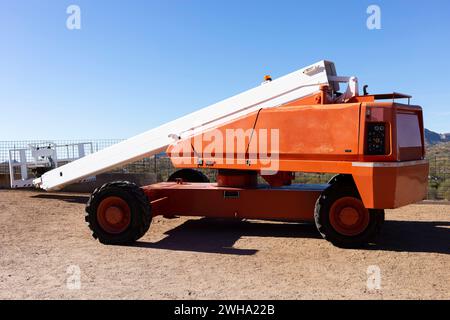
327;174;355;187
85;181;152;245
314;180;384;248
168;168;210;182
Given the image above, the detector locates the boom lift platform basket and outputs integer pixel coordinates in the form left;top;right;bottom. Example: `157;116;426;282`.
9;142;93;188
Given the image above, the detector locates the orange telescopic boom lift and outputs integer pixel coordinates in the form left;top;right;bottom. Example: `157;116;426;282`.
35;60;429;247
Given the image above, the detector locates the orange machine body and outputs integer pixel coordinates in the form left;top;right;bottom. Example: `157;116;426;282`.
143;182;323;222
143;90;428;221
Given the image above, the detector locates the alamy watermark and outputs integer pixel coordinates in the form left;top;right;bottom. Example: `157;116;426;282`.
170;128;280;174
66;264;81;290
366;265;381;290
66;5;81;30
366;5;381;30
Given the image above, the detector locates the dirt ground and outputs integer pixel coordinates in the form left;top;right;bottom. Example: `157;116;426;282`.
0;189;449;300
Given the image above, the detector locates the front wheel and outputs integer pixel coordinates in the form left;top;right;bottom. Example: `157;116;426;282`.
85;181;152;245
314;182;384;248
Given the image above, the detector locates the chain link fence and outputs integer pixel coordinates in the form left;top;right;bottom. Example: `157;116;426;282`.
0;140;449;200
0;139;213;187
427;156;450;200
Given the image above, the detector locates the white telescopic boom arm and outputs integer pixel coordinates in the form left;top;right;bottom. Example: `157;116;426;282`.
34;60;341;191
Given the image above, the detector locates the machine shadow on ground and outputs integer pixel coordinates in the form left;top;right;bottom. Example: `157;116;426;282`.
135;218;450;256
369;220;450;255
134;218;321;255
32;193;89;204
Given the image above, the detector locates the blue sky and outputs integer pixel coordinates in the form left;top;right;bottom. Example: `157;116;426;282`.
1;0;449;140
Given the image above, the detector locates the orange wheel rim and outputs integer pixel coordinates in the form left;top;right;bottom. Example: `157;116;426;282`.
329;197;369;236
97;196;131;234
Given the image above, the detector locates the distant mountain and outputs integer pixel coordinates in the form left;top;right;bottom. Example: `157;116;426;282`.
424;129;450;145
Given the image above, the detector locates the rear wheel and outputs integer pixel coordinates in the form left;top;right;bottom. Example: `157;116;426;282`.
168;168;210;182
314;177;384;248
85;181;152;245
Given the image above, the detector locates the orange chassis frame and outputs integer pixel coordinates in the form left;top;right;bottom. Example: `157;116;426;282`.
142;89;429;222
